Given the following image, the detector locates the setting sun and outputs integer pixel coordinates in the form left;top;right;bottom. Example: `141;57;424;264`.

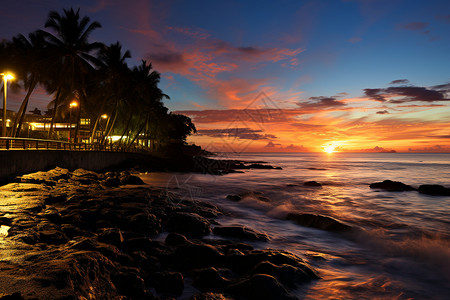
324;144;336;153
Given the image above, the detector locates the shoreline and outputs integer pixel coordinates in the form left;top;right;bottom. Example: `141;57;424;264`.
0;166;316;299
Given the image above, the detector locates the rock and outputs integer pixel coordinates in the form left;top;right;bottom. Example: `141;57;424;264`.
286;213;351;232
155;271;184;297
165;232;188;246
192;267;231;292
101;176;121;187
0;293;24;300
166;212;211;236
19;167;70;186
226;274;296;300
369;180;415;191
111;268;148;298
213;226;270;241
226;194;241;202
250;261;314;287
304;181;322;187
225;249;319;280
190;292;234;300
119;174;145;185
97;228;124;247
125;212;161;235
122;236;153;253
171;242;223;269
418;184;450;196
38;229;68;245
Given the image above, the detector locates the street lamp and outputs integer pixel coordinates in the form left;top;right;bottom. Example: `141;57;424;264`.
1;73;14;137
69;101;78;142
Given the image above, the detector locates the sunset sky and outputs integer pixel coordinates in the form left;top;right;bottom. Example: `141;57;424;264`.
1;0;449;152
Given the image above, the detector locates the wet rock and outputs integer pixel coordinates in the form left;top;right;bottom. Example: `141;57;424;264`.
213;225;270;241
125;212;161;235
97;228;124;247
101;176;121;187
304;181;322;187
119;174;145;185
418;184;450;196
190;292;234;300
226;194;241;202
165;232;188;246
166;212;211;236
250;261;314;287
286;213;351;232
155;271;184;297
369;180;415;191
193;267;231;292
226;249;319;280
171;242;223;269
111;267;148;298
38;229;68;245
122;236;153;253
0;292;24;300
19;167;70;185
226;274;296;300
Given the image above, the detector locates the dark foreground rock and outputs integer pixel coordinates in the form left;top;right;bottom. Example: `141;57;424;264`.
369;180;415;191
418;184;450;196
0;167;319;299
286;213;351;232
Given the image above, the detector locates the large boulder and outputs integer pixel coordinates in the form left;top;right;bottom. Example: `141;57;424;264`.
155;271;184;297
171;242;223;269
166;212;211;236
226;274;296;300
286;213;351;232
369;180;415;191
192;267;231;292
213;225;270;241
418;184;450;196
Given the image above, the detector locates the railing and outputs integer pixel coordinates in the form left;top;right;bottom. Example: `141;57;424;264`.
0;137;133;152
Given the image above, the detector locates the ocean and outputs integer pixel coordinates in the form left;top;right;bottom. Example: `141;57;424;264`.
141;152;450;299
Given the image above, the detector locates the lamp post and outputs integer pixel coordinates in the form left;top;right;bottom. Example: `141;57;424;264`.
69;101;78;142
101;114;108;142
1;73;14;137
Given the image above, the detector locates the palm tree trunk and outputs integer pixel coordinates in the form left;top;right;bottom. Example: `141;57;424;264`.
14;79;37;137
118;111;133;144
102;109;118;144
126;118;148;150
48;87;62;139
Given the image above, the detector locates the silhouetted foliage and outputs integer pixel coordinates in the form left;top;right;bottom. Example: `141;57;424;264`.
0;7;196;150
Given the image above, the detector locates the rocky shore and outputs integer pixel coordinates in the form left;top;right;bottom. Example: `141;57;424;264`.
0;167;318;299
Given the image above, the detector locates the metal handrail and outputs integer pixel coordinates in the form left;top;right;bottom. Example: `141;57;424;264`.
0;137;133;152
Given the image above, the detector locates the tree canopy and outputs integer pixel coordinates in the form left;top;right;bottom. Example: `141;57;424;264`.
0;7;196;152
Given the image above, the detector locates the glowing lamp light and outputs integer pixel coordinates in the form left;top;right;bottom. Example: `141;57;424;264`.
101;114;108;119
3;74;14;81
70;101;78;108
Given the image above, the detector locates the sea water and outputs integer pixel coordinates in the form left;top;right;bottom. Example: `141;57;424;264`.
141;152;450;299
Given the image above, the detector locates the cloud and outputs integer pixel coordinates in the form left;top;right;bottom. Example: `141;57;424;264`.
376;110;389;114
265;141;282;148
364;84;450;103
197;128;277;140
399;22;428;31
389;79;409;85
436;15;450;23
297;96;346;109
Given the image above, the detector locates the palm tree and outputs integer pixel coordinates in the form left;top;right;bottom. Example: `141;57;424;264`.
38;8;102;141
119;60;169;149
89;42;131;142
10;31;48;137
